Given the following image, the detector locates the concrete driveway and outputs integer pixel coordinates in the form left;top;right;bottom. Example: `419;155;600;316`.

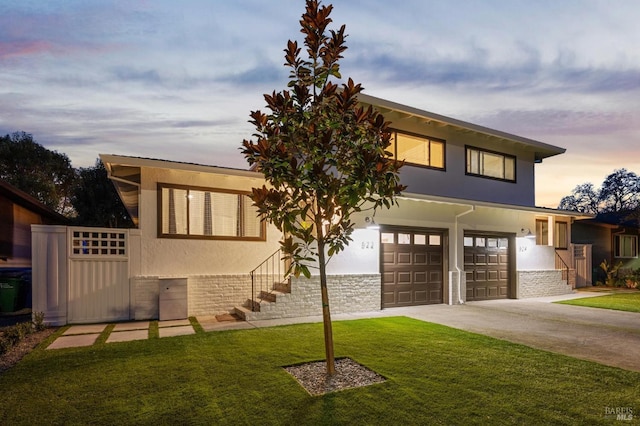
390;293;640;373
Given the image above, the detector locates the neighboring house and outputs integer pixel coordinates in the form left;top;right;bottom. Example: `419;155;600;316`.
572;210;640;285
0;179;68;313
32;94;591;325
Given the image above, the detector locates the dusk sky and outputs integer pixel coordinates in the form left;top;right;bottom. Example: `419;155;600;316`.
1;0;639;208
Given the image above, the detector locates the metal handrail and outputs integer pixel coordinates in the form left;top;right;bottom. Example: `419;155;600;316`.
555;249;570;282
248;249;289;312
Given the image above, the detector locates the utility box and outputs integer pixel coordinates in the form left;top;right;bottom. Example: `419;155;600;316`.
158;278;188;321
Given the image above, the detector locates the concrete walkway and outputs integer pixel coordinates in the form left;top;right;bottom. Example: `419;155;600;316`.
45;291;640;373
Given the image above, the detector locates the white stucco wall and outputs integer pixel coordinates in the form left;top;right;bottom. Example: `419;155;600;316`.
135;166;282;277
516;237;557;270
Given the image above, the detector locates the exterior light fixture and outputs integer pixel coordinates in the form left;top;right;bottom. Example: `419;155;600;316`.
365;216;380;230
520;228;535;239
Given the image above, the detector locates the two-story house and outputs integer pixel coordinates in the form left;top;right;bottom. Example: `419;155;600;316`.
32;95;590;325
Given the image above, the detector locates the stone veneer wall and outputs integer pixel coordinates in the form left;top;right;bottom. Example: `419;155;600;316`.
243;274;381;321
131;274;252;320
132;273;381;321
517;270;572;298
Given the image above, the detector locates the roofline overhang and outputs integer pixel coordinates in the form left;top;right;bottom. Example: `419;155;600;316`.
356;93;566;162
99;154;263;179
399;192;594;219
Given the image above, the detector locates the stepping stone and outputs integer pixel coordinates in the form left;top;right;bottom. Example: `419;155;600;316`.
200;321;254;332
47;333;100;350
63;324;107;335
158;319;191;328
107;329;149;343
159;325;195;338
113;321;149;331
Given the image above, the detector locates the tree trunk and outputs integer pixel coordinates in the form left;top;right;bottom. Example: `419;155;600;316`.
316;236;335;375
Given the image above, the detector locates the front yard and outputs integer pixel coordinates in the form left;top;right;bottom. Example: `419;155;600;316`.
557;291;640;313
1;316;638;425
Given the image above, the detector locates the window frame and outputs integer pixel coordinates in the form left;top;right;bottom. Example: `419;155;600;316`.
157;183;265;241
465;145;516;183
388;129;446;170
614;234;638;259
554;221;568;249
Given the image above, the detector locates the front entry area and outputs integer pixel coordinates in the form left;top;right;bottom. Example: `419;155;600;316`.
464;233;510;301
380;226;445;308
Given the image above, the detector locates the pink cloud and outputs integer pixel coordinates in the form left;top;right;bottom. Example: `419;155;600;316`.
0;40;54;59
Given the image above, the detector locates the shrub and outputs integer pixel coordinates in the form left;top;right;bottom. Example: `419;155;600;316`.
599;259;624;287
0;313;46;355
33;312;45;331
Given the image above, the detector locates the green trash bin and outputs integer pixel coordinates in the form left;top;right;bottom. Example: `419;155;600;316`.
0;278;22;313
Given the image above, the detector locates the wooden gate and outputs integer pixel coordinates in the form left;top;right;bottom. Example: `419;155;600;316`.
67;227;130;323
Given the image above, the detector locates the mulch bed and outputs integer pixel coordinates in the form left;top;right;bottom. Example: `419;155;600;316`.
0;328;57;375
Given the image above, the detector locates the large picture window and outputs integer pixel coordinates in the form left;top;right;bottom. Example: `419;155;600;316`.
158;184;264;240
389;130;445;169
466;146;516;182
615;235;638;258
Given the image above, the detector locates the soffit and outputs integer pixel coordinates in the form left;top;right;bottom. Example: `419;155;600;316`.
357;93;565;162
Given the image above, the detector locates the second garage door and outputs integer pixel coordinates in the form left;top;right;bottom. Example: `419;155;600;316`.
381;227;445;308
464;234;510;301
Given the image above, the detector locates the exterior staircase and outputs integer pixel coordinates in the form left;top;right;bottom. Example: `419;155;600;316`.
233;280;292;321
233;249;293;321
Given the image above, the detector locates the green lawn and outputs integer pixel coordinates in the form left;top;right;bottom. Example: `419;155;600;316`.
557;292;640;313
1;317;638;425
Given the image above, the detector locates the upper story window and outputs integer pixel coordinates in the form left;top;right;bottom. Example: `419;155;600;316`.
158;184;265;241
615;235;638;258
466;146;516;182
389;130;445;169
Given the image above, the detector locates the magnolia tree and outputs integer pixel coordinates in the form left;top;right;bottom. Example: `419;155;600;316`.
241;0;405;374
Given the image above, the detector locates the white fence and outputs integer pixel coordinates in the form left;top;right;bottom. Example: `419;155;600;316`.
32;225;131;325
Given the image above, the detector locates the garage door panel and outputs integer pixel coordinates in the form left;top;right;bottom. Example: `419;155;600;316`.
414;253;427;264
397;291;412;304
475;254;487;264
488;270;498;280
397;272;411;283
381;228;445;308
487;254;499;264
414;272;427;284
414;290;427;302
475;270;487;281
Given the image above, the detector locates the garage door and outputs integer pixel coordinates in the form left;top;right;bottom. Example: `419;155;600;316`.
381;227;444;307
464;234;509;301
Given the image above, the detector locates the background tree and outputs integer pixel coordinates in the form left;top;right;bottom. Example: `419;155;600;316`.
558;182;600;214
241;0;405;375
558;168;640;214
0;132;77;215
70;159;134;228
599;168;640;212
